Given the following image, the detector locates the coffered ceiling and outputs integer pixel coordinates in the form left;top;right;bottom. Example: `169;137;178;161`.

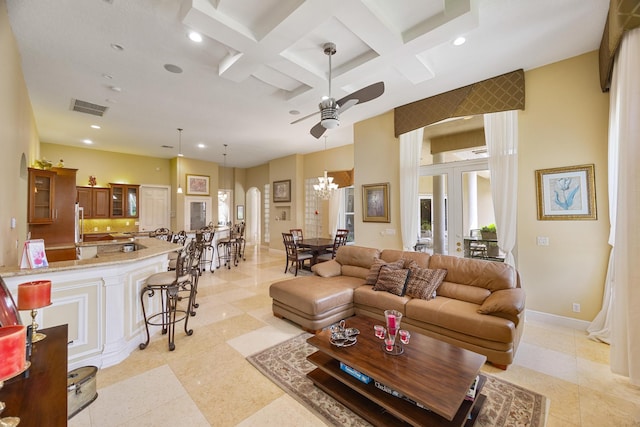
6;0;608;167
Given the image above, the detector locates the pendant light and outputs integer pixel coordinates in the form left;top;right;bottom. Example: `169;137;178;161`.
314;136;338;200
219;144;228;202
177;128;183;194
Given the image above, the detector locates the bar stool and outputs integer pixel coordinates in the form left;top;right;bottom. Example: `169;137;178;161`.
216;225;240;269
139;241;199;351
195;226;215;272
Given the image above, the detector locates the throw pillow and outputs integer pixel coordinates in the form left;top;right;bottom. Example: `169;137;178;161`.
365;258;404;285
372;265;411;296
405;267;447;300
311;259;342;277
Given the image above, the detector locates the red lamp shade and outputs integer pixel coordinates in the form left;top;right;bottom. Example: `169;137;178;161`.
0;325;27;381
17;280;52;310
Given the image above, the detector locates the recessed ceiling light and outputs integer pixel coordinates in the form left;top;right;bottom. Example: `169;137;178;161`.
83;139;93;144
197;143;205;148
164;64;183;74
109;85;122;92
289;110;300;115
110;43;124;51
188;31;203;43
453;36;466;46
90;124;101;129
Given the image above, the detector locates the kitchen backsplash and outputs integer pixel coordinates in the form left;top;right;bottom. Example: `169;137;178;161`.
82;218;138;234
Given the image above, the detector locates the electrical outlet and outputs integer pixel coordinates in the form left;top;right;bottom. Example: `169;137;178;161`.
537;236;549;246
572;303;581;313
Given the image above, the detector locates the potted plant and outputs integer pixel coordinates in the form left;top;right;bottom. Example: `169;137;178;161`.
480;224;497;240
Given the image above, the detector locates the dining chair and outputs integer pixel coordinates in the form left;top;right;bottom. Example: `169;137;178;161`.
282;233;312;276
290;228;304;242
316;229;349;262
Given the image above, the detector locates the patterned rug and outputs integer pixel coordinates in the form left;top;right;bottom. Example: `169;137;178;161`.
247;333;548;427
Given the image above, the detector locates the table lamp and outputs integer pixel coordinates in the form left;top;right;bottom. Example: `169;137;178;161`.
17;280;51;343
0;325;28;427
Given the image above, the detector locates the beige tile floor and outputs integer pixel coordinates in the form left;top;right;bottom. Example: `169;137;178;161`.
69;246;640;427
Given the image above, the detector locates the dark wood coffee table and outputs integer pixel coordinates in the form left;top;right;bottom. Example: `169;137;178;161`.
306;316;487;426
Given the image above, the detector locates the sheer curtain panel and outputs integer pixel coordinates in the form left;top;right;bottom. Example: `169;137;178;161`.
588;28;640;386
399;128;423;251
484;110;518;267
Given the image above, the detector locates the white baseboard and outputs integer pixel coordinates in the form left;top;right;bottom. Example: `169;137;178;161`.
525;309;591;331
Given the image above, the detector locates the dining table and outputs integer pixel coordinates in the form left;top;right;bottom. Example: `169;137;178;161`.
297;237;334;266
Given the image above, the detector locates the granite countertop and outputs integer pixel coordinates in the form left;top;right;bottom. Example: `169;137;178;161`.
0;238;181;278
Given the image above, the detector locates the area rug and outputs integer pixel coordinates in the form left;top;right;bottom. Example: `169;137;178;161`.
247;333;548;427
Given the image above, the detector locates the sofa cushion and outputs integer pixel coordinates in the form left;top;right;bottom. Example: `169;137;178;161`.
353;285;409;314
365;258;404;285
269;276;363;315
373;266;410;296
405;296;516;344
437;282;491;305
336;246;381;279
429;254;517;291
381;249;430;268
312;259;342;277
405;266;447;300
477;288;526;316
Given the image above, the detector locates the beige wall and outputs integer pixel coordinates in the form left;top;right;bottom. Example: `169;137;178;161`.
518;51;609;320
354;110;403;249
353;51;609;321
0;1;39;267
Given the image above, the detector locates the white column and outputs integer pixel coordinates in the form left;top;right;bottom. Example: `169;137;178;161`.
465;171;478;234
433;153;446;254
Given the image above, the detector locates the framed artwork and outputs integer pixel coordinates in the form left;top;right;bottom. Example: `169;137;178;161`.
237;205;244;221
535;164;596;220
362;183;390;222
186;174;210;196
273;179;291;203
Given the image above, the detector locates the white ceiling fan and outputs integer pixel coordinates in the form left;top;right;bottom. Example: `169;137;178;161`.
291;42;385;139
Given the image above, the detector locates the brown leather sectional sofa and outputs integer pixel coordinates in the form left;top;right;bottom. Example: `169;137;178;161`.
269;245;526;369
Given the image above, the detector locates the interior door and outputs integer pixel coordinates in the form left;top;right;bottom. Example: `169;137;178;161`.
138;185;170;232
420;158;492;257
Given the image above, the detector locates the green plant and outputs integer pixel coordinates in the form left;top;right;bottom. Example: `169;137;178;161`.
480;223;496;233
421;220;431;231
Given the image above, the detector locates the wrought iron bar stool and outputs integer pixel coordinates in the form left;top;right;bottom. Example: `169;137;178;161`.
195;226;215;272
139;241;199;351
216;224;240;269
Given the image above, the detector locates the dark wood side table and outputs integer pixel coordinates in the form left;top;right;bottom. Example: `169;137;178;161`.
0;324;68;426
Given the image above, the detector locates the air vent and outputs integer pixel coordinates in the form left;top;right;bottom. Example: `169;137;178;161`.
71;99;109;117
161;145;174;149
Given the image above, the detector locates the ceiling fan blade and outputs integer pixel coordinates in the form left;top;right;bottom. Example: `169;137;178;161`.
290;110;318;125
338;98;358;115
310;122;327;139
337;81;385;108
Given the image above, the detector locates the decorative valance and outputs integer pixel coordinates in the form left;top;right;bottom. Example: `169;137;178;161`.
394;69;525;137
599;0;640;92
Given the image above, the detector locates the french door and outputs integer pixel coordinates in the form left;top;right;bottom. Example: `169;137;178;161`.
419;158;493;257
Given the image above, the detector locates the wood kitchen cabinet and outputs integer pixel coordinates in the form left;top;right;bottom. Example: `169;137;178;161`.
28;168;78;248
77;186;110;218
27;168;56;224
110;184;139;218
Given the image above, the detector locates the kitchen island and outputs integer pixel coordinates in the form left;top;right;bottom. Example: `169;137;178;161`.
0;238;181;369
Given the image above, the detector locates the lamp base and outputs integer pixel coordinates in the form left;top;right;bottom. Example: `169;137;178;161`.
31;331;46;343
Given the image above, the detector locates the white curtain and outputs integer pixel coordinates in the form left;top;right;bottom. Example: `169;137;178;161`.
588;27;640;386
484;110;518;267
327;187;343;238
399;128;423;251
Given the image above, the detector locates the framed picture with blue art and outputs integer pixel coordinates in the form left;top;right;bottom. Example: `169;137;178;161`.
535;164;596;220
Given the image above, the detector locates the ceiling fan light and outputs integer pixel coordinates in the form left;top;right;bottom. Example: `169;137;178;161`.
321;117;339;129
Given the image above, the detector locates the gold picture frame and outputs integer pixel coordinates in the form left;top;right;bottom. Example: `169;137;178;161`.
535;164;596;220
362;183;390;222
273;179;291;203
186;174;210;196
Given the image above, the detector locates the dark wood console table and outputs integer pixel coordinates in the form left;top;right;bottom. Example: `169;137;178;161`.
0;324;68;426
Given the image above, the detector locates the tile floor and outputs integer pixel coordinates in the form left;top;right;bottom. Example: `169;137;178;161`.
69;246;640;426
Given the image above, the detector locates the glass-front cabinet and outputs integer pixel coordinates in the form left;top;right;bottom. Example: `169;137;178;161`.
28;168;56;224
109;184;139;218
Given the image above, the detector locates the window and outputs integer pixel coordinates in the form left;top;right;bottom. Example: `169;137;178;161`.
264;184;270;243
304;178;323;237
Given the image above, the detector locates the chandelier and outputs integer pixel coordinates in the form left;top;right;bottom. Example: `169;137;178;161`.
314;136;338;200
